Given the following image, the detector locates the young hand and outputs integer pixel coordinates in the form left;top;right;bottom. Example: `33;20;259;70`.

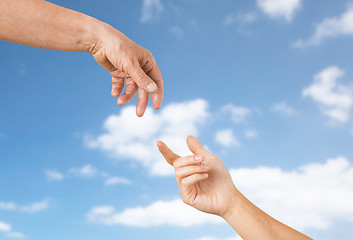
157;136;237;218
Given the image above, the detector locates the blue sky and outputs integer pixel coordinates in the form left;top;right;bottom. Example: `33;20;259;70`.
1;0;353;239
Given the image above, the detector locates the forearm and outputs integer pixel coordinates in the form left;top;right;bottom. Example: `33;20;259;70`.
223;188;312;240
0;0;103;52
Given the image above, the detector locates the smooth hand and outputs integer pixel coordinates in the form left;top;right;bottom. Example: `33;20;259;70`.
157;136;237;218
92;24;163;117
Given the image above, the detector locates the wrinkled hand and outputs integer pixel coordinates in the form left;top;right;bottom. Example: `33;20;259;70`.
92;24;163;117
157;136;237;218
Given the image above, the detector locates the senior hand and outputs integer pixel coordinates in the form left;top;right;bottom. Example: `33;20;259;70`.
0;0;163;117
92;24;163;117
157;136;238;218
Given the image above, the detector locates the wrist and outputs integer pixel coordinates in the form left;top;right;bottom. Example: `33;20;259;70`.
77;16;105;53
221;186;245;224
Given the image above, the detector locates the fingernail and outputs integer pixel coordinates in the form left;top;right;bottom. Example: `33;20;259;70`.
202;173;208;177
147;82;157;92
194;155;203;162
201;164;208;170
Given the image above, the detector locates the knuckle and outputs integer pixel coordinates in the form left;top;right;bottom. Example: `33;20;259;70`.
145;49;153;58
173;159;181;168
135;73;147;85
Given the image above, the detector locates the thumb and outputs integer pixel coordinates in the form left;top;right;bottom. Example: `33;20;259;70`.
126;60;158;93
156;141;180;166
186;135;207;156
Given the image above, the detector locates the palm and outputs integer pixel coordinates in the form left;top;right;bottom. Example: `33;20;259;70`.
181;154;235;217
157;136;236;218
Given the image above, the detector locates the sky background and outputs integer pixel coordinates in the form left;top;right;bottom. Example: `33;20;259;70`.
1;0;353;239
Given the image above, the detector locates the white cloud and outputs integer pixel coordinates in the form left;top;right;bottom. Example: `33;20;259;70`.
191;236;241;240
86;99;210;176
87;157;353;231
141;0;163;23
169;26;184;38
105;177;131;186
244;130;258;139
7;232;26;239
87;199;222;227
70;164;98;178
295;4;353;47
19;200;49;213
302;66;353;123
223;13;257;25
0;200;49;213
257;0;301;22
238;12;257;23
230;156;353;230
0;202;16;211
45;170;64;181
223;14;237;25
215;129;239;147
222;104;252;123
271;102;296;115
0;221;11;232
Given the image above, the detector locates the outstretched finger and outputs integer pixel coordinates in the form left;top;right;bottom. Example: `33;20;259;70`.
136;89;149;117
147;63;163;110
156;141;180;166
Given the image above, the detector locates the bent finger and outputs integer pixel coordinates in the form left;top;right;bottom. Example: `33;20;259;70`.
117;77;137;106
181;173;209;188
111;77;125;97
173;155;204;169
126;59;158;94
175;165;208;184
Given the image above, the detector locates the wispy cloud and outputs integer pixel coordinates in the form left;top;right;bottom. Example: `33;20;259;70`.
191;236;241;240
140;0;163;23
7;232;26;239
105;177;131;186
45;165;132;186
222;104;252;123
257;0;301;22
302;66;353;123
19;200;49;213
169;26;184;38
45;170;64;181
223;12;257;25
295;4;353;47
215;129;239;147
86;99;210;176
271;102;296;115
69;164;98;178
244;130;258;139
87;199;222;227
0;200;49;213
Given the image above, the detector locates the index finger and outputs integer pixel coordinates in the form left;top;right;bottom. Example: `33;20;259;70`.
156;141;180;166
